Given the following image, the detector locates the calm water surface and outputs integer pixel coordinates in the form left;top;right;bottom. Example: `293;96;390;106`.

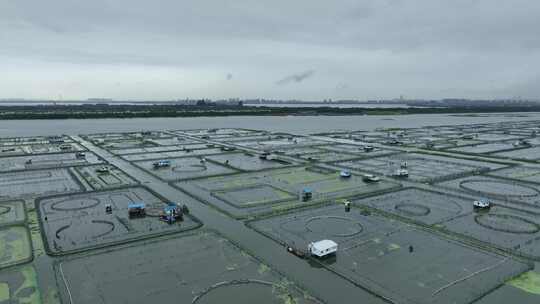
1;113;539;137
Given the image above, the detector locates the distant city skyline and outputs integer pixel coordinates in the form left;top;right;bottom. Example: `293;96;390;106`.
1;0;540;100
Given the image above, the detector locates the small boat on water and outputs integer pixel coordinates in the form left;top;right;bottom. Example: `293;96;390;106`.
96;166;110;173
340;170;351;178
286;245;306;258
393;168;409;178
473;198;491;210
363;145;374;152
513;139;531;147
153;160;171;168
362;174;380;183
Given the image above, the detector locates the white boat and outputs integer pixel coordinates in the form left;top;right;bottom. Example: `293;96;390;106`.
340;170;352;178
362;174;380;182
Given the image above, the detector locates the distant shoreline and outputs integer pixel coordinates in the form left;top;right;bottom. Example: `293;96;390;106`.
1;104;540;119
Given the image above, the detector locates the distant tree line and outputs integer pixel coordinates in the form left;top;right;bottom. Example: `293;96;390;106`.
1;104;540;119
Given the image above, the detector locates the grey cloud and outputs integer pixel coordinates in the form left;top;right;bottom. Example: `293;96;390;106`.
276;70;315;85
1;0;540;100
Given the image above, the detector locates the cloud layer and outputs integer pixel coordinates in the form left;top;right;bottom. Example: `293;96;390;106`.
276;70;315;85
1;0;539;100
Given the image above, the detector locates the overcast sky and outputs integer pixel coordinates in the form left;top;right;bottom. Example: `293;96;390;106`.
1;0;539;101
